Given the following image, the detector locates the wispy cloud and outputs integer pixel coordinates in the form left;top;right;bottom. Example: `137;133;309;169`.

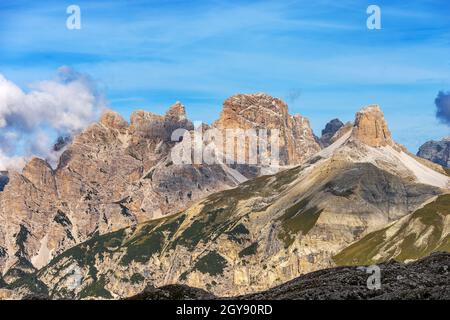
0;67;105;170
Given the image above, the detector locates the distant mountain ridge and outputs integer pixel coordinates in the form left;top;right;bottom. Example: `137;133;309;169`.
319;118;344;147
417;137;450;168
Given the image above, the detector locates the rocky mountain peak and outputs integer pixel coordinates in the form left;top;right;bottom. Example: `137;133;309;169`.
329;121;353;145
22;158;53;177
21;158;56;193
320;118;344;147
322;118;344;135
100;110;129;130
1;96;450;300
0;101;235;276
212;93;321;165
351;104;393;147
130;109;155;124
214;93;289;129
417;137;450;168
129;106;193;139
165;101;187;121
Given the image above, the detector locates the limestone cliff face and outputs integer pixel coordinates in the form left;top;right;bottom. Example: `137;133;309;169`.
8;104;449;300
213;93;321;165
15;158;442;299
352;105;393;147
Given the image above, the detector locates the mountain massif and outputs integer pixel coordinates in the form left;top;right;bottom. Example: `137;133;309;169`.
418;137;450;168
0;94;321;288
0;98;448;300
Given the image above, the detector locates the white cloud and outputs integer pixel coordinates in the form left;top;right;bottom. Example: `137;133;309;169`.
0;152;27;172
0;67;106;171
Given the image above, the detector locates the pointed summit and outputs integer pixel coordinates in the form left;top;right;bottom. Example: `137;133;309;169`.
320;118;344;147
351;105;393;147
100;109;128;130
165;101;187;121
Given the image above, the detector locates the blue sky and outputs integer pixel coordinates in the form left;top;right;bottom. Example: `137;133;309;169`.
1;0;450;152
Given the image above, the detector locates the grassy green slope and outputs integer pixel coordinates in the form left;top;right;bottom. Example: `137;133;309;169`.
334;194;450;266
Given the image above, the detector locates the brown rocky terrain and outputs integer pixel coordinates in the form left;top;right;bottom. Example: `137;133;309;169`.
0;103;235;280
0;93;321;283
125;252;450;300
351;105;393;147
213;93;321;166
3;103;448;300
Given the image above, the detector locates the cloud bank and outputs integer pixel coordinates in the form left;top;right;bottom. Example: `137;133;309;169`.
0;67;106;171
435;91;450;127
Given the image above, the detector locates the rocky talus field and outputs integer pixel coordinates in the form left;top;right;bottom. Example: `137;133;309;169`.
0;95;449;300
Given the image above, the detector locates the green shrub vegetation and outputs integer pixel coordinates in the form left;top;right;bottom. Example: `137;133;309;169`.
130;273;145;284
120;214;185;265
334;194;450;266
79;275;112;299
226;223;250;243
239;242;258;257
277;198;323;248
193;251;227;276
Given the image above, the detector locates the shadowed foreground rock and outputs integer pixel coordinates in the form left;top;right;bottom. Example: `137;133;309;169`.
240;252;450;300
126;284;216;300
127;252;450;300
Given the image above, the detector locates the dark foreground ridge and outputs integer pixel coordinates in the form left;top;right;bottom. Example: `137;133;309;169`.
127;252;450;300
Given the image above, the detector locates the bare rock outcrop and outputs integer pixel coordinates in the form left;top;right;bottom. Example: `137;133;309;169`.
240;252;450;300
320;119;344;147
1;94;322;277
213;93;321;165
352;105;393;147
10;104;448;300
